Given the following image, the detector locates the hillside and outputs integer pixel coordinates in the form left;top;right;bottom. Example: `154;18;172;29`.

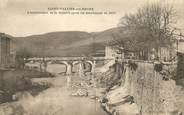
11;27;126;57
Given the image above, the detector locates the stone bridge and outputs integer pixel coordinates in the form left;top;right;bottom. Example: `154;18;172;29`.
25;57;113;75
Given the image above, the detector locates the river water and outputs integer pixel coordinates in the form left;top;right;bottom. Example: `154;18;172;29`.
0;64;108;115
26;75;108;115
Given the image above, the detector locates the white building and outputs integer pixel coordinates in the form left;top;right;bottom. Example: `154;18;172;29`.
178;39;184;53
105;46;124;59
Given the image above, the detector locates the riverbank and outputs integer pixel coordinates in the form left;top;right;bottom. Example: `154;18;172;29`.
97;61;184;115
0;69;54;104
0;75;108;115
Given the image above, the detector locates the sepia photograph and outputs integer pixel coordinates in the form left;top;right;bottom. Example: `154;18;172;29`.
0;0;184;115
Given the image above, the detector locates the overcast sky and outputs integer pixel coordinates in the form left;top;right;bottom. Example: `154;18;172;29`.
0;0;184;37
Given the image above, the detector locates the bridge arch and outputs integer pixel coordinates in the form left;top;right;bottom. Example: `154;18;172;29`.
45;61;67;74
57;61;69;66
72;61;80;73
72;60;94;73
60;61;74;75
57;61;72;75
84;60;94;72
25;61;41;71
72;61;80;65
47;61;53;64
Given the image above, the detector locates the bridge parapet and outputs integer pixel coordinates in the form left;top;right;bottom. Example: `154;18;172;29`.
26;57;114;61
25;56;114;75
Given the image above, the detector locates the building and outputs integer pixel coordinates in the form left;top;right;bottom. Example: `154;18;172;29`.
176;37;184;79
105;46;116;58
105;46;124;59
157;34;184;61
0;33;11;69
177;39;184;53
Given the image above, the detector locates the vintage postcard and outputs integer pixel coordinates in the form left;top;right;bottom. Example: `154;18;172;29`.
0;0;184;115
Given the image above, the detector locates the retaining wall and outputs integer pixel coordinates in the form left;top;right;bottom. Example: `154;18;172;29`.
124;61;177;115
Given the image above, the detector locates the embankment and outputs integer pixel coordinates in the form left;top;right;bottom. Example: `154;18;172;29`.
102;61;183;115
0;69;53;104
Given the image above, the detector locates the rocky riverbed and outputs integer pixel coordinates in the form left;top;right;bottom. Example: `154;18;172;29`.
0;75;108;115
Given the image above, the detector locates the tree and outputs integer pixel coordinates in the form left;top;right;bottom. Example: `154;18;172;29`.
15;47;32;69
116;3;177;60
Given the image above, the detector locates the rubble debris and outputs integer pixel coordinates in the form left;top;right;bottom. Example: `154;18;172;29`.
12;91;33;101
71;88;88;97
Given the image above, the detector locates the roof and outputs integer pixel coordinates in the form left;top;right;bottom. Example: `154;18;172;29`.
0;33;13;40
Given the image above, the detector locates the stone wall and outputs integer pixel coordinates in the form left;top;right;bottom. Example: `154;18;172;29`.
177;52;184;80
124;61;177;115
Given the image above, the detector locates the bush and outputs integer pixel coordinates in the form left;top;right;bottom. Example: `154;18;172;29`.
154;63;163;72
0;69;52;103
128;61;138;71
0;70;32;93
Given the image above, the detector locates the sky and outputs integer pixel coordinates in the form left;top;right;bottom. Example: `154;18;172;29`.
0;0;184;37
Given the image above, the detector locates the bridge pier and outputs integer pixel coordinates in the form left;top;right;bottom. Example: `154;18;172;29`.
91;60;96;87
79;61;84;77
91;60;96;74
38;61;48;72
39;63;42;72
66;63;72;75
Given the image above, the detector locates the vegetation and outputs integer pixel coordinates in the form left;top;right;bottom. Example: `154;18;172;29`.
13;31;100;57
15;47;32;69
154;63;163;72
0;69;53;103
112;3;177;60
95;62;123;91
128;61;138;71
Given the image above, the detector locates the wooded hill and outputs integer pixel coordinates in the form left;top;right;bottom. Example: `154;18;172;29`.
11;27;126;57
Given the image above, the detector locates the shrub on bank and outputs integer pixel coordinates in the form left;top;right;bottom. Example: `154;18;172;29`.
0;69;53;103
18;69;55;78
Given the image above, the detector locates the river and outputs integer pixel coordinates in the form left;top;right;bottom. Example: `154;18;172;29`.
26;75;108;115
0;68;108;115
